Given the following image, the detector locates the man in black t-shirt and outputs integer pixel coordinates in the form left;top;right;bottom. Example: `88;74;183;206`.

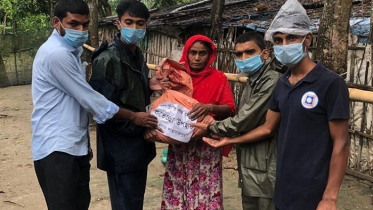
198;1;350;210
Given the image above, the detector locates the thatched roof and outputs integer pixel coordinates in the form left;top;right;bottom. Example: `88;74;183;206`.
99;0;370;38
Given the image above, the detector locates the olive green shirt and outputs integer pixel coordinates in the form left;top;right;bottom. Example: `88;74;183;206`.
211;58;281;198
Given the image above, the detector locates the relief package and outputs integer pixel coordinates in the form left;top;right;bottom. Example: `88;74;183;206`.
148;58;214;144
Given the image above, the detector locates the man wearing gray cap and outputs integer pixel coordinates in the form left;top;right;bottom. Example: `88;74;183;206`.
200;0;350;209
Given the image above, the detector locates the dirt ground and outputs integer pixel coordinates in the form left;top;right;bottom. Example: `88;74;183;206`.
0;85;372;210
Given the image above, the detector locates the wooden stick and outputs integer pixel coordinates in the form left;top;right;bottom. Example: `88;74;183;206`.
147;64;157;71
83;44;95;52
349;129;373;140
348;88;373;103
346;169;373;183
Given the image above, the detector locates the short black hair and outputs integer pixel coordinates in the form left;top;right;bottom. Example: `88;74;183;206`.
54;0;89;20
235;32;266;51
116;0;150;20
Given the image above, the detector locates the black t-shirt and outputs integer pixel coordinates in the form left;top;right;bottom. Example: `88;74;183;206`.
269;62;349;210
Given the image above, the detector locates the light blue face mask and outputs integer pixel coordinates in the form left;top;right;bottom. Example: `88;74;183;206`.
60;22;88;48
120;26;146;45
273;37;307;67
235;52;264;75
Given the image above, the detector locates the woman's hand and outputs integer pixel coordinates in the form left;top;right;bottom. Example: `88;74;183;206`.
149;75;170;90
188;103;212;121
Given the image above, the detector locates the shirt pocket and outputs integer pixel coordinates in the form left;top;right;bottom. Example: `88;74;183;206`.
242;140;268;172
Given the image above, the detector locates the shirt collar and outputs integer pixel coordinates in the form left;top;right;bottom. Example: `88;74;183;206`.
51;29;83;56
281;61;323;85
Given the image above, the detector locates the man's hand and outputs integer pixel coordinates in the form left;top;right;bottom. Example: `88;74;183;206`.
131;112;159;129
190;122;208;131
202;137;230;148
316;199;337;210
144;129;162;142
144;128;182;145
188;103;212;121
191;122;221;140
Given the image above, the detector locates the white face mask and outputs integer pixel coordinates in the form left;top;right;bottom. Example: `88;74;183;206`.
273;36;307;67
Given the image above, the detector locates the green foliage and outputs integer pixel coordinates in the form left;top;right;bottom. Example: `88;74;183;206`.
109;0;121;12
17;14;51;33
0;0;18;22
0;0;50;33
0;0;194;34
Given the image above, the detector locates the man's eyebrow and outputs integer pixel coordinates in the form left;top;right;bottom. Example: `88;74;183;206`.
68;19;90;25
285;34;299;39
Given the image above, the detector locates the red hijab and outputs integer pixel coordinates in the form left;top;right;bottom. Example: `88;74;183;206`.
179;35;235;111
180;35;236;156
179;35;217;80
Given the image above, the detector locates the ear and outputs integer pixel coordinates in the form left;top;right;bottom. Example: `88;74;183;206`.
115;20;121;31
52;17;60;30
305;33;312;47
261;49;270;61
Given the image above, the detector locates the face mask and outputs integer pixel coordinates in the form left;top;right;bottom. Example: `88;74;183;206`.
120;26;146;45
235;52;264;75
59;22;88;48
274;37;307;67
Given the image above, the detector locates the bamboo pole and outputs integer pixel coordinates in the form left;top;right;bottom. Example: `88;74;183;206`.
348;88;373;103
83;44;373;103
83;44;95;51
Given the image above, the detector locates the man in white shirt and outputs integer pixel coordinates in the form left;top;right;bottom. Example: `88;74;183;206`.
31;0;160;209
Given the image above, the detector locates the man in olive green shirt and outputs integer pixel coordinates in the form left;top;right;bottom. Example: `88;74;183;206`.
207;32;281;210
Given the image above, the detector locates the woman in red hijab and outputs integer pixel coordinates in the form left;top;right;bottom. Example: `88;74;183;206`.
161;35;236;209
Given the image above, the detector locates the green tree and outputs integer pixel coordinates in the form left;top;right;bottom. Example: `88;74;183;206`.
0;0;51;33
